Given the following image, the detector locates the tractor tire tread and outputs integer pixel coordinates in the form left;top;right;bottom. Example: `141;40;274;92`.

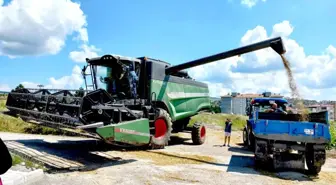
191;122;206;145
149;108;172;149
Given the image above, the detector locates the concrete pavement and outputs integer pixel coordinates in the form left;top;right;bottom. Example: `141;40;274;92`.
0;169;44;185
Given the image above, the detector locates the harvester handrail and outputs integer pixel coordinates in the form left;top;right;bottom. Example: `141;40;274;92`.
19;88;93;92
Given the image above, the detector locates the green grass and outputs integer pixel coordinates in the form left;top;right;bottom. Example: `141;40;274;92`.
0;112;77;135
188;113;248;131
327;121;336;149
0;98;6;111
11;153;45;170
12;154;34;167
0;99;77;136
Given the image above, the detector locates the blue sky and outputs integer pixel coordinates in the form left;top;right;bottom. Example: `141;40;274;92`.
0;0;336;100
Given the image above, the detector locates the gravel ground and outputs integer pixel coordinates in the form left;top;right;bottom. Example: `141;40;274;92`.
1;127;336;185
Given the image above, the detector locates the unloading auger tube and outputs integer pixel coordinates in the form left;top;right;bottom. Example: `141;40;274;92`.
165;37;286;74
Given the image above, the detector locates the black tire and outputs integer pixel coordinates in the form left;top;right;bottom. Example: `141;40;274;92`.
305;145;325;175
247;126;255;151
149;108;172;149
243;127;248;146
254;138;267;170
191;122;206;145
254;157;263;169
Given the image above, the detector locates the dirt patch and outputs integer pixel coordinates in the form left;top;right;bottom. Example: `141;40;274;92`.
281;54;308;121
316;172;336;184
327;150;336;158
214;130;242;146
127;151;217;166
6;129;336;185
157;172;200;183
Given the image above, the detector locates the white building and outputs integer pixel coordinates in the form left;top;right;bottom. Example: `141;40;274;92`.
220;92;283;115
306;104;335;121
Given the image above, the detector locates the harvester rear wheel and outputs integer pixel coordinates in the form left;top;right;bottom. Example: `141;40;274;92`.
191;122;206;145
149;108;172;149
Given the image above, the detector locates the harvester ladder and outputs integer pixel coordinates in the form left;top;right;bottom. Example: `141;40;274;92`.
148;92;157;121
83;65;98;92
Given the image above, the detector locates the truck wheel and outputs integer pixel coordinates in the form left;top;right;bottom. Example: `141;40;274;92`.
305;145;325;175
247;126;255;151
243;127;248;146
254;139;268;169
191;122;206;145
149;108;172;149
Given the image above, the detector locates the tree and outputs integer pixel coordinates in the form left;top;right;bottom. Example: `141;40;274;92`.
12;84;24;92
210;100;221;113
74;87;85;97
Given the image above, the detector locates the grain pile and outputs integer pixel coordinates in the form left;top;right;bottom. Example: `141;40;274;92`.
127;151;217;166
280;54;308;121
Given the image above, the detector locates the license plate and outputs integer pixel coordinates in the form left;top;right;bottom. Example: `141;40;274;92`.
304;129;314;135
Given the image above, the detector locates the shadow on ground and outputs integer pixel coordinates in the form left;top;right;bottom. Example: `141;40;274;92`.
6;139;137;173
226;154;313;181
228;146;254;155
6;137;316;182
168;135;194;146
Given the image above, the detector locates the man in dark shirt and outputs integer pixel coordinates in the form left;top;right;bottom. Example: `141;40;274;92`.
223;118;232;147
126;63;139;98
265;103;287;114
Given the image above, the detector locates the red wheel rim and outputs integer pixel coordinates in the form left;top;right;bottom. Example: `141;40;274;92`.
200;126;206;138
154;118;167;139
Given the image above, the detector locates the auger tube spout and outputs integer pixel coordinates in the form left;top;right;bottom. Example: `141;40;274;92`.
165;36;286;75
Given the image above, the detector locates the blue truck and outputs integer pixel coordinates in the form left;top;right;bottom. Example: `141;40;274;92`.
243;97;331;175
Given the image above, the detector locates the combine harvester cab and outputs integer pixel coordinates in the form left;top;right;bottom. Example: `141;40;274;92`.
243;97;331;175
5;37;286;149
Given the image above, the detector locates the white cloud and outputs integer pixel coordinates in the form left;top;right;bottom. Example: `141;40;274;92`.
0;84;10;91
69;44;100;63
0;0;100;90
188;20;336;101
0;0;89;57
203;81;231;97
327;45;336;57
22;65;84;90
48;65;84;89
240;0;267;8
20;65;110;91
20;82;52;89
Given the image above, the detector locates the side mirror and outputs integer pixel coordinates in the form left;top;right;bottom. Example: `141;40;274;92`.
0;138;12;175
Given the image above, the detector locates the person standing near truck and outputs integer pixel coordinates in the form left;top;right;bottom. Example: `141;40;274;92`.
223;118;232;147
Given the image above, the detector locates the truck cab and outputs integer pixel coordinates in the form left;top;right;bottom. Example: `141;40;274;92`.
245;97;289;119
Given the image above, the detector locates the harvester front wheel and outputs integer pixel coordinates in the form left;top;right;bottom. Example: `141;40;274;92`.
191;122;206;145
149;108;172;149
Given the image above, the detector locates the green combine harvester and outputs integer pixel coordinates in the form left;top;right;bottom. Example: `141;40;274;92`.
5;37;286;149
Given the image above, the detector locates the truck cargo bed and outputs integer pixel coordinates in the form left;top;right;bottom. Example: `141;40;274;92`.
253;111;331;144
